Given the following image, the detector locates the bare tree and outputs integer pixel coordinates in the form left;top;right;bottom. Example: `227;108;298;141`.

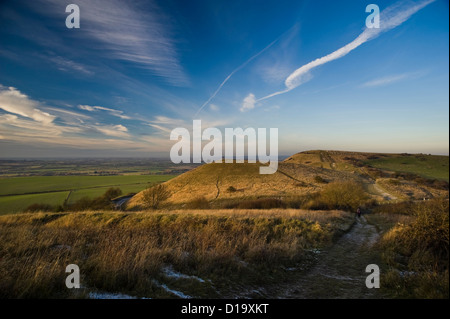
142;184;171;209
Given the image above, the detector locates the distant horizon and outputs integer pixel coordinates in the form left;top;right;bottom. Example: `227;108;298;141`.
0;149;448;160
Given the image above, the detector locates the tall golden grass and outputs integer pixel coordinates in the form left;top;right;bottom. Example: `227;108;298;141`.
0;209;353;298
374;198;449;298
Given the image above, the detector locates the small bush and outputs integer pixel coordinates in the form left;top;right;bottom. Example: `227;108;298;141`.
377;198;449;298
314;176;327;184
185;197;210;209
372;201;415;215
227;186;237;193
237;198;287;209
433;180;449;190
103;187;122;200
307;181;369;211
387;179;401;186
142;184;171;209
366;168;385;179
70;196;93;211
68;187;123;211
391;171;448;190
295;181;307;187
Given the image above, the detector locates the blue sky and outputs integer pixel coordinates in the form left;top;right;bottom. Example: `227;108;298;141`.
0;0;448;158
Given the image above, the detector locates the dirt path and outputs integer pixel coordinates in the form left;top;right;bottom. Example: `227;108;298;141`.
276;215;383;299
372;183;398;201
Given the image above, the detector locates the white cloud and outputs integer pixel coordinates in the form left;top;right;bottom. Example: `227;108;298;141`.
240;93;256;112
361;73;413;87
78;104;95;112
78;104;131;120
209;104;219;111
114;124;128;132
48;55;93;75
96;124;129;138
147;123;172;134
0;85;56;124
151;115;186;126
258;0;435;102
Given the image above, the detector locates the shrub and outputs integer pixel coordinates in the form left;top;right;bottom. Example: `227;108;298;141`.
405;199;449;269
68;187;123;211
314;176;327;184
185;197;210;209
378;198;449;298
70;196;94;211
295;181;307;187
309;181;369;211
103;187;122;200
367;168;385;179
287;195;317;209
387;179;401;186
372;201;415;215
227;186;237;193
237;198;287;209
433;180;449;190
142;184;171;209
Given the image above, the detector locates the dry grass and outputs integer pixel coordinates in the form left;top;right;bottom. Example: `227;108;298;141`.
126;159;363;209
371;198;449;298
377;178;448;201
0;209;353;299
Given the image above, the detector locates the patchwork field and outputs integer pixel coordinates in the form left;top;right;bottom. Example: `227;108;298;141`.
0;175;175;214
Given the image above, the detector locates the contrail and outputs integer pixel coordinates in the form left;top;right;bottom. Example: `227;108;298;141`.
194;38;279;117
257;0;435;102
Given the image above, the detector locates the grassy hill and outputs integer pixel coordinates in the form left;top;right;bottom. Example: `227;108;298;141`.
127;151;449;209
126;160;361;209
363;154;449;181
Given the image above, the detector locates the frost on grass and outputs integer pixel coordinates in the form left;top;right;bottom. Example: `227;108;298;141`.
88;291;150;299
162;265;207;283
152;280;192;299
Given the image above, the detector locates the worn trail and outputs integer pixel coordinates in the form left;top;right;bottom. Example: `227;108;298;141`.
277;215;382;299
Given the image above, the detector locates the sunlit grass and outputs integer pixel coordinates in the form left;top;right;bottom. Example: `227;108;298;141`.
0;209;353;298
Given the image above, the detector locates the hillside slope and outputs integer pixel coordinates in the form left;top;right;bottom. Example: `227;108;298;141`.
127;151;448;209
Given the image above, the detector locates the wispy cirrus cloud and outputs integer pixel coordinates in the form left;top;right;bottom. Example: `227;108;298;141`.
361;71;424;87
43;0;188;86
244;0;435;110
78;105;131;120
47;55;94;76
195;38;279;117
